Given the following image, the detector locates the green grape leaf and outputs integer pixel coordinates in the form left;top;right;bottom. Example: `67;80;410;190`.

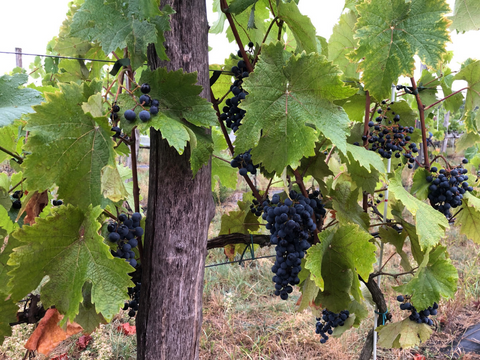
305;224;376;312
394;245;458;310
457;131;480;152
23;82;116;210
150;5;175;62
74;283;106;333
388;171;448;249
0;124;20;164
335;94;366;122
410;168;430;200
298;151;334;188
219;200;260;235
235;42;356;174
0;297;18;345
228;0;257;14
417;70;439;112
277;0;317;54
55;59;90;83
456;192;480;244
346;143;386;174
347;299;369;327
440;72;464;114
101;165;129;203
8;205;133;324
0;220;20;295
0;74;43;127
118;68;217;164
70;0;171;69
328;11;359;79
376;318;433;349
212;129;237;190
225;0;272;47
379;227;412;271
330;184;370;230
454;60;480;113
298;276;319;312
185;123;214;176
211;0;227;34
350;0;451;100
449;0;480;33
395;219;425;266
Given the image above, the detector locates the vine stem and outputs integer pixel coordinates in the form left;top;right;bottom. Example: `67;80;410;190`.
212;154;230;164
325;145;336;164
431;154;452;168
210;87;235;156
410;77;430;170
220;0;254;72
424;87;468;111
243;174;263;203
130;129;143;263
371;268;418;279
8;178;26;193
378;252;396;273
363;91;371;147
253;17;278;66
0;145;23;164
103;209;118;221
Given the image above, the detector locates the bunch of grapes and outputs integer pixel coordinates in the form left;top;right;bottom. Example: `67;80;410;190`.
230;149;259;176
354;100;419;169
249;197;266;217
397;295;438;326
315;309;350;344
11;190;22;209
123;282;141;317
107;212;143;268
427;159;473;218
264;190;325;300
114;83;160;125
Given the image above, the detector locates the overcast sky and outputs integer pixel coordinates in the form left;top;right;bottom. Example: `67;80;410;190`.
0;0;478;82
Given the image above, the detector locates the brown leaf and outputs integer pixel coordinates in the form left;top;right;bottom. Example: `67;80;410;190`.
24;308;83;355
116;323;136;335
23;190;49;225
76;334;92;350
223;244;236;262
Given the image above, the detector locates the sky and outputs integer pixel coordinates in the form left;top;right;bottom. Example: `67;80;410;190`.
0;0;478;83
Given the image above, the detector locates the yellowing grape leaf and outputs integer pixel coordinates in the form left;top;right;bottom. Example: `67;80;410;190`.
388;171;448;249
219;200;260;235
23;82;117;210
449;0;480;33
8;205;133;325
394;246;458;310
376;318;433;349
305;224;376;312
350;0;451;100
456;192;480;243
235;42;356;174
298;277;319;312
101;165;129;203
0;73;43;127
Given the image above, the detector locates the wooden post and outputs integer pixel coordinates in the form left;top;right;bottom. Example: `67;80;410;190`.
15;48;22;68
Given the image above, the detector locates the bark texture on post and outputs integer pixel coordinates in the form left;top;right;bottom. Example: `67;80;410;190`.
136;1;215;359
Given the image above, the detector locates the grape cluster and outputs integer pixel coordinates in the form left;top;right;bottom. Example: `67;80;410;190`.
315;309;350;344
123;282;141;318
107;212;143;268
427;160;473;218
230;149;259;176
11;190;22;209
264;190;325;300
397;295;438;326
249;198;266;217
354;100;419;169
117;83;159;124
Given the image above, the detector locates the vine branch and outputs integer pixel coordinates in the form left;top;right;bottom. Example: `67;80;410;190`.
0;145;23;164
410;77;430;170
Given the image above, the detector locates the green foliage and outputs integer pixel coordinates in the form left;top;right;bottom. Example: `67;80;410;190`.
454;60;480;113
305;224;376;312
350;0;451;100
395;245;458;310
235;42;356;174
456;192;480;244
69;0;173;69
23;81;117;210
219;200;260;235
449;0;480;33
7;205;133;325
376;318;433;349
0;74;43;127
